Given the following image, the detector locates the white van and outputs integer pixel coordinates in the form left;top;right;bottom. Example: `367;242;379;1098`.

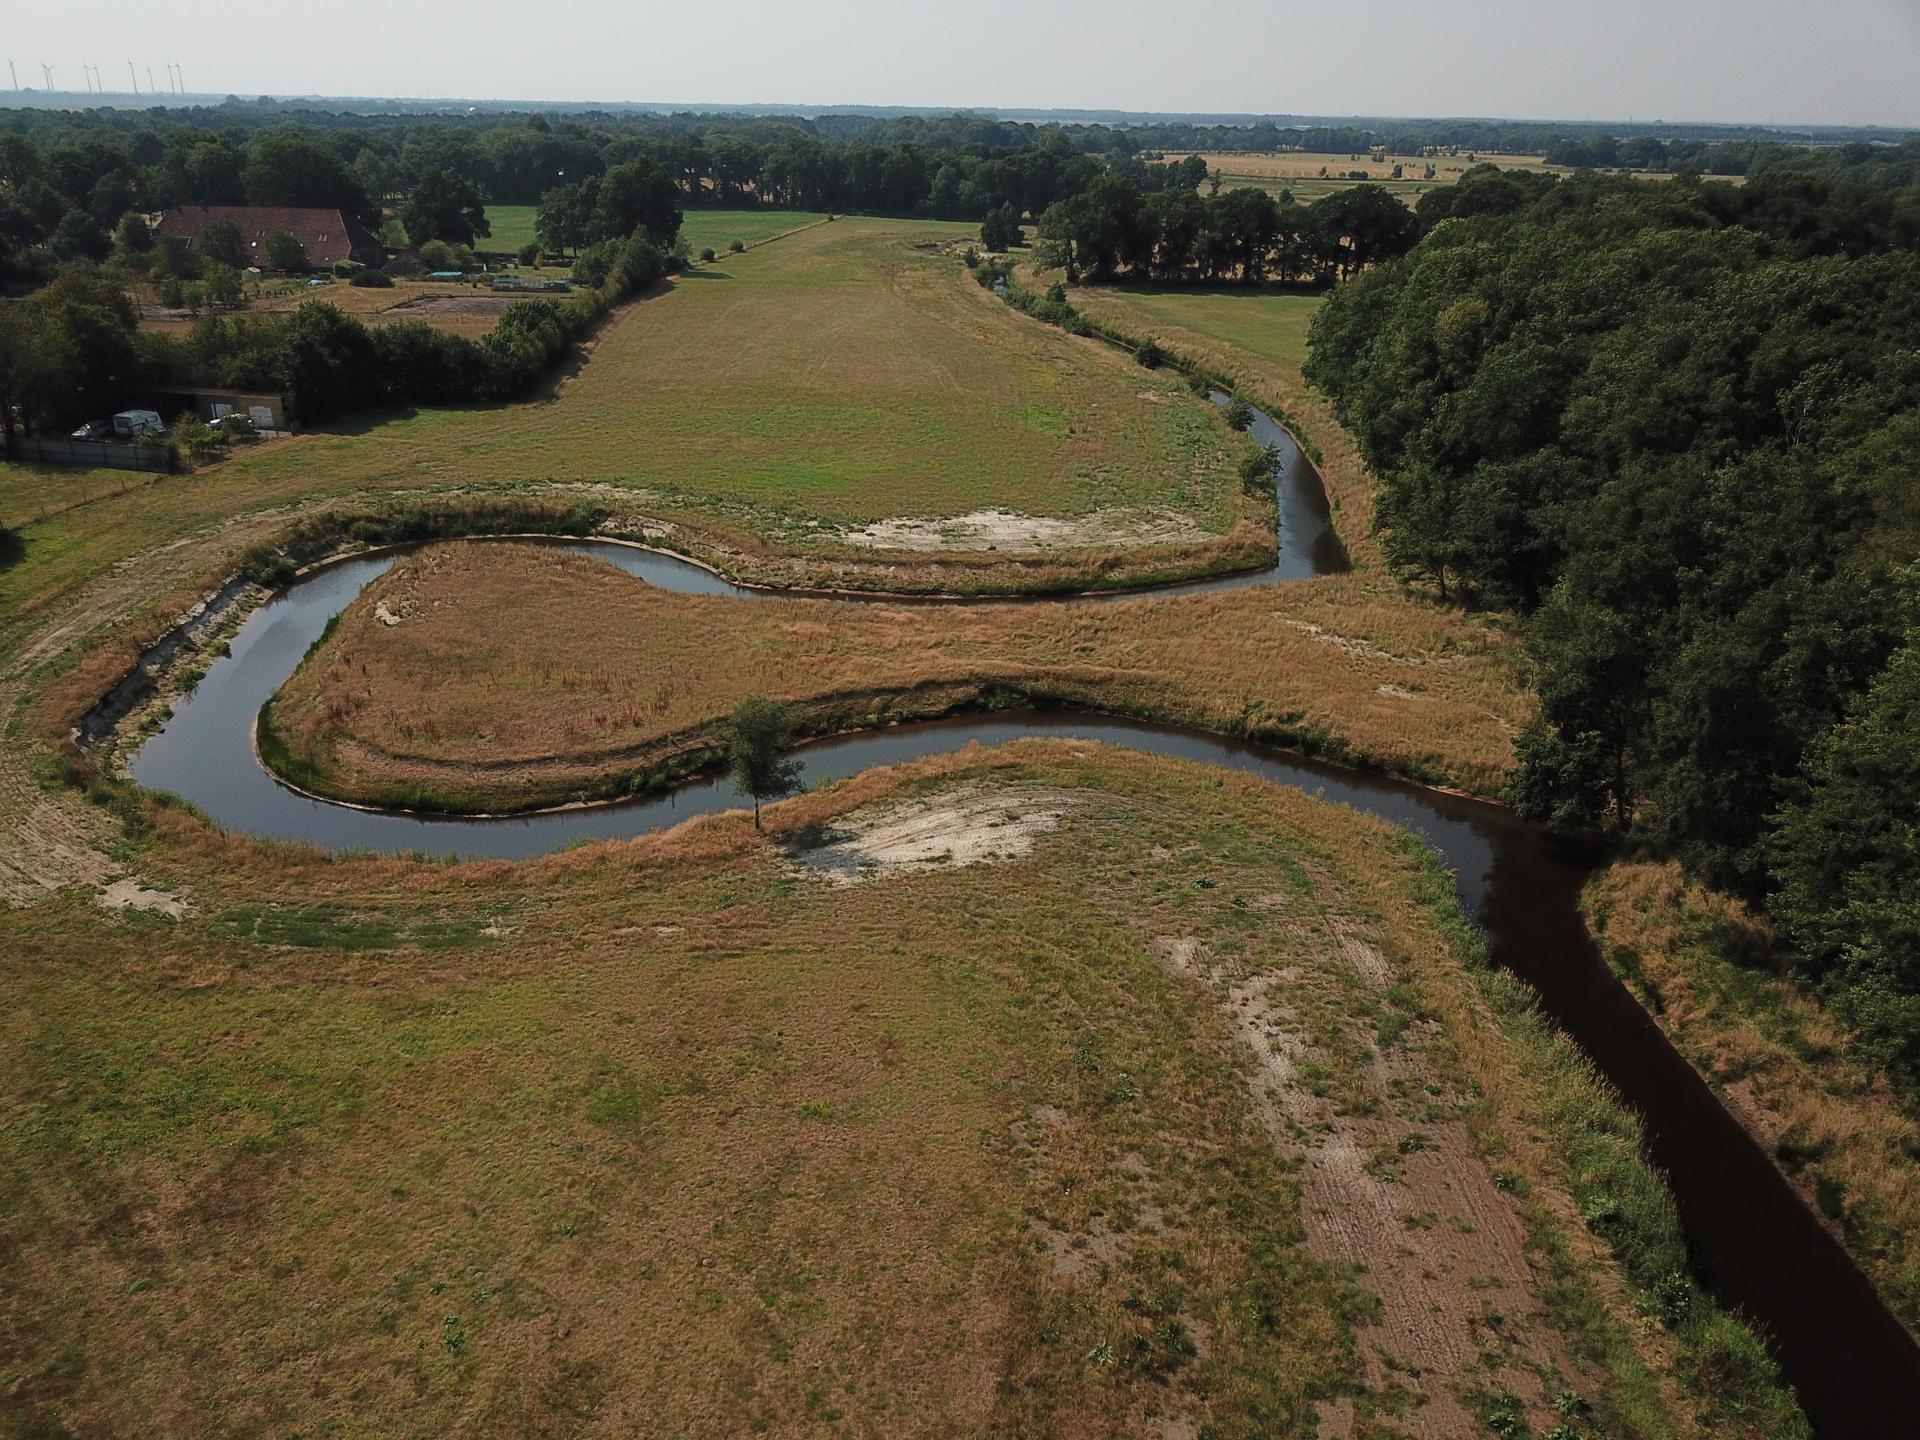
110;410;168;440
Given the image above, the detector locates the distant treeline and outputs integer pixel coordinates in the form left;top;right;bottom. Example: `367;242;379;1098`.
1306;166;1920;1087
7;103;1918;280
1033;175;1419;285
1545;132;1920;183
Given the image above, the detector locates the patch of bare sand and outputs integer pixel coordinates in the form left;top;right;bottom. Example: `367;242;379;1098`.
1151;917;1586;1438
840;507;1212;553
97;877;189;918
785;785;1082;885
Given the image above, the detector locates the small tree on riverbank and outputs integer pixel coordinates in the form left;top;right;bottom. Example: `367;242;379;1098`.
727;696;803;830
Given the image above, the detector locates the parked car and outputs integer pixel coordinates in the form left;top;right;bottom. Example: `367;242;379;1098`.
70;419;111;440
110;410;169;440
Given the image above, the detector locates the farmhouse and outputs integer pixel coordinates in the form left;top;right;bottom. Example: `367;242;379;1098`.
154;205;385;271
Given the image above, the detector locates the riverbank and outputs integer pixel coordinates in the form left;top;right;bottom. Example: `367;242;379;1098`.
1586;860;1920;1336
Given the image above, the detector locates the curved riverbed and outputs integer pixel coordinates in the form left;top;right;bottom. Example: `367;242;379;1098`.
122;471;1919;1433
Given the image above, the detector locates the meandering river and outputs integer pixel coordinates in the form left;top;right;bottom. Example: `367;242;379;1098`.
120;411;1920;1433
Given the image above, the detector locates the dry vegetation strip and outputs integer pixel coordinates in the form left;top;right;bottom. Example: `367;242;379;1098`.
2;743;1739;1437
1586;861;1920;1334
261;540;1526;812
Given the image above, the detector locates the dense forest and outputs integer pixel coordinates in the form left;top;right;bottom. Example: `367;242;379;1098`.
1306;167;1920;1087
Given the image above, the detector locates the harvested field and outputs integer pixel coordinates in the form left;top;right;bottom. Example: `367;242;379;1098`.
260;540;1528;812
0;740;1736;1437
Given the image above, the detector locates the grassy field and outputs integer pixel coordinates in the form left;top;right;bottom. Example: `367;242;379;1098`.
1014;258;1381;557
481;201;539;251
1070;288;1324;374
99;214;1263;594
483;204;826;257
2;736;1786;1437
264;539;1527;812
679;207;830;255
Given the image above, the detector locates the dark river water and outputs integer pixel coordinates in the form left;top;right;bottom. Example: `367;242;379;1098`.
121;411;1919;1432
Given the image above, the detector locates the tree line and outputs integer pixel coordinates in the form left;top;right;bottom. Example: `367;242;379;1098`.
1305;166;1920;1088
10;99;1910;284
1545;133;1920;184
1032;172;1419;284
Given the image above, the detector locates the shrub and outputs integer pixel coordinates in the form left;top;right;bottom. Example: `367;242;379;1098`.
517;243;541;266
1224;397;1255;431
699;247;717;263
1136;339;1165;369
1239;443;1279;495
349;268;395;288
728;238;745;253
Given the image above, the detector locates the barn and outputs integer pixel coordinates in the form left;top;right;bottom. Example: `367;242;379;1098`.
154;205;385;271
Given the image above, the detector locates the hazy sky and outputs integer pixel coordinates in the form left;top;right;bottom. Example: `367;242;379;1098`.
8;0;1918;128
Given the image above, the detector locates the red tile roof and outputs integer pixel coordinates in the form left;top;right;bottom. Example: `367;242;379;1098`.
155;205;381;269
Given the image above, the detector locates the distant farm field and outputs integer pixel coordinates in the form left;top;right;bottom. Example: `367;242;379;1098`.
1185;150;1686;204
165;216;1251;570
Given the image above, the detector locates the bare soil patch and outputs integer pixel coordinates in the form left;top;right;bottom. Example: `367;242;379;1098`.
1153;919;1583;1437
784;783;1082;883
96;877;190;918
841;507;1213;553
388;294;523;318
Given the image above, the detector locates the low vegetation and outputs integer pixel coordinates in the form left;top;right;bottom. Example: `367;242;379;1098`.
1;738;1802;1436
256;539;1526;813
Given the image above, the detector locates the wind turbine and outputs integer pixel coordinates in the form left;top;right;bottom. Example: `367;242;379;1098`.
7;60;17;92
146;65;156;95
41;62;54;92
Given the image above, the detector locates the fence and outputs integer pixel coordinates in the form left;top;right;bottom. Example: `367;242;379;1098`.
1;434;177;472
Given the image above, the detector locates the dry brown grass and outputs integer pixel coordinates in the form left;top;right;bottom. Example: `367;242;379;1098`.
263;540;1526;811
1;740;1723;1438
1586;861;1920;1333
